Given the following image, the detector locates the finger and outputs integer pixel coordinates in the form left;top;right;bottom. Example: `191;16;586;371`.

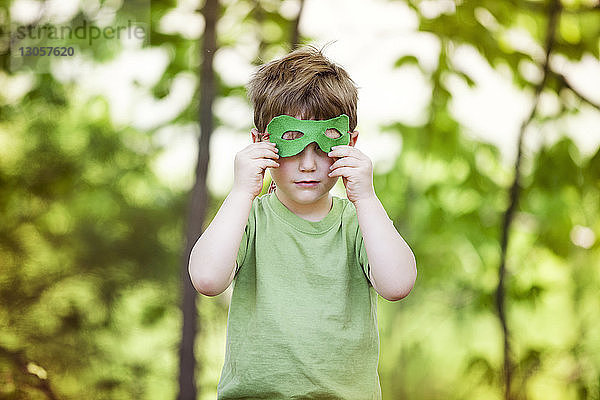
252;141;277;149
328;167;355;178
250;152;279;162
255;160;280;174
259;159;280;169
327;146;362;159
264;142;278;152
249;140;276;148
330;157;361;170
244;142;276;155
255;137;272;144
250;147;279;160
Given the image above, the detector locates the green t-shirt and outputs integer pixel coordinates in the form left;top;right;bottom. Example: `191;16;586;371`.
217;192;381;399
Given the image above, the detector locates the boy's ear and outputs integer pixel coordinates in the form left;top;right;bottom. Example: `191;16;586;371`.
349;131;359;147
251;128;265;143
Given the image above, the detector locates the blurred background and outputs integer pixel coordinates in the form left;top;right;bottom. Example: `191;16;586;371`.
1;0;599;399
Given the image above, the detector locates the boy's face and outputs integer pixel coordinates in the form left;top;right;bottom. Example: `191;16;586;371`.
252;114;358;206
270;141;338;205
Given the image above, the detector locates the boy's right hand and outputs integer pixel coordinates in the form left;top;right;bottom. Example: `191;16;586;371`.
232;138;279;200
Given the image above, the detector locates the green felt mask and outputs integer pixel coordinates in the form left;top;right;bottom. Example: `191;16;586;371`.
266;114;350;157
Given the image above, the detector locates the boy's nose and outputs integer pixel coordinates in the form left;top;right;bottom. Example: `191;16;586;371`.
298;143;318;171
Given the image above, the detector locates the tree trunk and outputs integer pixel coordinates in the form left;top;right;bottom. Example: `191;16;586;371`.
290;0;305;49
494;1;560;399
177;0;219;399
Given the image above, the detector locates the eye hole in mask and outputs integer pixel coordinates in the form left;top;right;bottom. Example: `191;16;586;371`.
282;130;304;140
325;128;341;139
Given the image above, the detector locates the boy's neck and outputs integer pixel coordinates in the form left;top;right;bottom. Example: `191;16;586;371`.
274;189;333;222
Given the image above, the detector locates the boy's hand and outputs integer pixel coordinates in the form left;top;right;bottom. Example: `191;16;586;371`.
232;138;279;200
328;145;376;204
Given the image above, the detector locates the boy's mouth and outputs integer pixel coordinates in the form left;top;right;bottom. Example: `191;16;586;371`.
294;180;320;187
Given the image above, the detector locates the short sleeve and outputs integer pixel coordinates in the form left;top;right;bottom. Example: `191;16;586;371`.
355;224;371;286
235;199;256;277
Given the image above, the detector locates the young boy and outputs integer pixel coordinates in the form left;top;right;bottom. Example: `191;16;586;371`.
188;46;417;399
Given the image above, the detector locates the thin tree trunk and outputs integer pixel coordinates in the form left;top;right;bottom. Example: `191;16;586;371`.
252;0;267;64
290;0;305;49
177;0;219;399
494;1;560;399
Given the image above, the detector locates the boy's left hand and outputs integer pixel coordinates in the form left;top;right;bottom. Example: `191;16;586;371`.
328;145;376;204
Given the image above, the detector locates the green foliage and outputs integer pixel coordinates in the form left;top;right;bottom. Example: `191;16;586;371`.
1;1;187;394
377;0;600;398
0;79;185;397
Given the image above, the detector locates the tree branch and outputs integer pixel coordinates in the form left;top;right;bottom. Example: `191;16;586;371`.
495;1;561;399
504;0;598;14
551;69;600;112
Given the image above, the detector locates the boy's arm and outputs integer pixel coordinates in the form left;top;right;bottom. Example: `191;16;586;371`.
354;195;417;301
327;144;416;301
188;189;254;296
188;139;280;296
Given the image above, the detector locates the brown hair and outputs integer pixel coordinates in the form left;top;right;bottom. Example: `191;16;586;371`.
247;45;358;134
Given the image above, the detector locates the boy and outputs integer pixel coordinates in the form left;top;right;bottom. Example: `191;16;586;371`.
188;46;417;399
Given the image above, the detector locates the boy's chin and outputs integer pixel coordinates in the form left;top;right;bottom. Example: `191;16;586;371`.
277;187;330;204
